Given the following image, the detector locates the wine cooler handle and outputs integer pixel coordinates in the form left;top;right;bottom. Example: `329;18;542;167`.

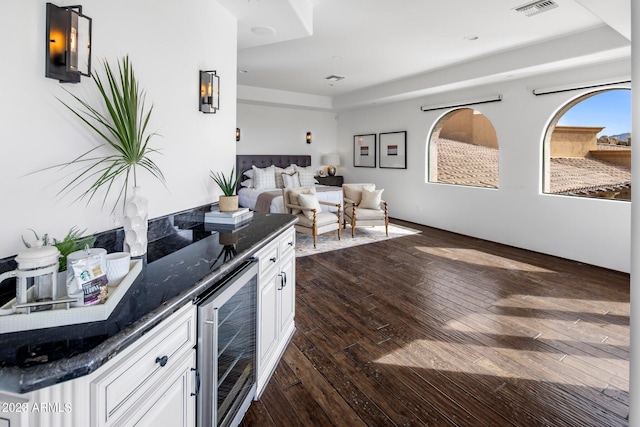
191;368;200;397
155;355;169;367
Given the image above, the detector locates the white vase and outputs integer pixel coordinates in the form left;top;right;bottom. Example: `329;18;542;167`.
123;186;149;256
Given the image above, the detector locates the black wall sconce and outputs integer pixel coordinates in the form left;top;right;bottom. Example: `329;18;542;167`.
236;128;241;142
306;132;312;144
200;70;219;113
45;3;92;83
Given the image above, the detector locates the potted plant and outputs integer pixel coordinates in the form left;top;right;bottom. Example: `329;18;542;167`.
210;166;242;212
40;56;165;256
47;55;165;212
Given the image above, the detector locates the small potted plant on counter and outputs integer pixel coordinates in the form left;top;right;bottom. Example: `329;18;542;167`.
210;167;242;212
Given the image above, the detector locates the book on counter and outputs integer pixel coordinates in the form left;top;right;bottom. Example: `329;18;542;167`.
205;207;253;224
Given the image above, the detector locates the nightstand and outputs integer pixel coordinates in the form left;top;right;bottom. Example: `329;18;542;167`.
315;175;344;186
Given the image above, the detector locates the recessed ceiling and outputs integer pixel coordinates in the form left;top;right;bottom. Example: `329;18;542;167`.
221;0;630;108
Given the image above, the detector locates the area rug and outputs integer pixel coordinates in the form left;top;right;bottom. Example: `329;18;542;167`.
294;223;421;257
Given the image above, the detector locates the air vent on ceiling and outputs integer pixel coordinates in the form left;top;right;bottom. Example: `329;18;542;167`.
325;75;345;82
514;0;558;17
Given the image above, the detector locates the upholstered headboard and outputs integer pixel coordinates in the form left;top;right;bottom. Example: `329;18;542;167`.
236;154;312;190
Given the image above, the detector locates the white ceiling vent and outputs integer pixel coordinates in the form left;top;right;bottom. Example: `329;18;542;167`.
514;0;558;17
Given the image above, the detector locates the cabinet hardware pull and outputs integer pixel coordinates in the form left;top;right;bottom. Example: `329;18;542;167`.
288;241;293;246
270;256;277;263
191;368;201;397
282;271;287;287
277;273;284;290
155;355;169;367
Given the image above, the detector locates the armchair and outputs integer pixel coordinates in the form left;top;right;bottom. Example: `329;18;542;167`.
282;187;341;248
342;183;389;237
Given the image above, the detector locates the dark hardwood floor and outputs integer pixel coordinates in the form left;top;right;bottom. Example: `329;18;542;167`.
241;221;630;426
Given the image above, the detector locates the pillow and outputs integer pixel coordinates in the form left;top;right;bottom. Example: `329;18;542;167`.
288;186;316;215
274;165;296;188
282;172;301;188
343;184;375;204
252;165;276;190
298;193;321;220
243;169;254;179
240;178;253;188
360;188;383;209
294;165;316;187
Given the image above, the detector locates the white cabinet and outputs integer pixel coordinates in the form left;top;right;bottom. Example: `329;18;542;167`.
255;227;296;397
91;302;197;426
0;303;197;427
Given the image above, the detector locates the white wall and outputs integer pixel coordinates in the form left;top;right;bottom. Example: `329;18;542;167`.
337;60;631;273
0;0;237;259
237;103;338;172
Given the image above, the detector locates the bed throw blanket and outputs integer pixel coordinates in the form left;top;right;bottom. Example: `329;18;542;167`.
254;186;341;213
254;190;283;212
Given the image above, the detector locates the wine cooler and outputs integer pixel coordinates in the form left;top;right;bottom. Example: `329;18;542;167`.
196;260;258;427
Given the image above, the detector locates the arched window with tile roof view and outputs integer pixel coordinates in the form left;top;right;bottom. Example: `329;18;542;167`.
428;108;499;188
542;88;631;200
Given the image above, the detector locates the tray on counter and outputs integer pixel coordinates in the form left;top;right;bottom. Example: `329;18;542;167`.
0;260;142;334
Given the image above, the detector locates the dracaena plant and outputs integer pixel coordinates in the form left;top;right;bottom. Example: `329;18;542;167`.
43;55;165;212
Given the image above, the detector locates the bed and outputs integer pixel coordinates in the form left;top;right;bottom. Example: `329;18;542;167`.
236;154;343;215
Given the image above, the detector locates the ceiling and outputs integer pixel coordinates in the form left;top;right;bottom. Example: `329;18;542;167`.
220;0;631;108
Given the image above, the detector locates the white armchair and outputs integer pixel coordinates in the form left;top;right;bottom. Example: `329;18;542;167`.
342;183;389;238
282;186;341;248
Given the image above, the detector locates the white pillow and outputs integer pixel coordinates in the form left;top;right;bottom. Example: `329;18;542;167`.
252;165;276;190
274;165;296;188
298;193;321;219
240;178;253;188
294;165;316;187
282;172;301;188
360;188;383;209
289;186;316;215
243;169;254;179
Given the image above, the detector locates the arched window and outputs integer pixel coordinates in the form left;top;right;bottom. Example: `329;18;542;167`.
428;108;499;188
542;89;631;200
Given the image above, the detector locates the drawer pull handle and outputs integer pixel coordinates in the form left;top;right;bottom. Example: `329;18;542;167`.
288;241;294;247
191;368;200;397
155;355;169;367
270;257;277;263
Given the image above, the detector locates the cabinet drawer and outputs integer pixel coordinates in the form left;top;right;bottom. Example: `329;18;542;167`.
92;304;196;426
255;241;279;278
279;228;296;258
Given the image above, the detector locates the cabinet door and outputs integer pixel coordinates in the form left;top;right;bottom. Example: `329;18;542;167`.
257;268;279;393
119;351;196;427
278;253;295;339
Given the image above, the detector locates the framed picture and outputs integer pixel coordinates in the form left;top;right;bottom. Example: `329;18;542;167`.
353;134;376;167
379;131;407;169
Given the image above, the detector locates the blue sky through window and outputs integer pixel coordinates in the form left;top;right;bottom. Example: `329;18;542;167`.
557;89;631;138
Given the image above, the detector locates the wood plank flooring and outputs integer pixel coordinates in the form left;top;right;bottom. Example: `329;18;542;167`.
241;221;630;426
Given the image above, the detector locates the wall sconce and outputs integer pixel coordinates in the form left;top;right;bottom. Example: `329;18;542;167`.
306;132;312;144
45;3;92;83
236;128;241;142
200;70;219;113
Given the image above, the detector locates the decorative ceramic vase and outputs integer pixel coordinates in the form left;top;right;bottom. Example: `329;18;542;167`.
123;186;148;256
219;195;239;212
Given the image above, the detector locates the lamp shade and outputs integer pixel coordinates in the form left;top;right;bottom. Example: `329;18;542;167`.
321;155;341;166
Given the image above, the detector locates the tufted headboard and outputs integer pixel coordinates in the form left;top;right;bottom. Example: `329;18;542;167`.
236;154;312;191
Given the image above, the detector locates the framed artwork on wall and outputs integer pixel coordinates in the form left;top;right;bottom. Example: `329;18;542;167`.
353;134;376;167
379;131;407;169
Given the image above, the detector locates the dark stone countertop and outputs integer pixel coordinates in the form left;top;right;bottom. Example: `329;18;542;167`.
0;209;296;394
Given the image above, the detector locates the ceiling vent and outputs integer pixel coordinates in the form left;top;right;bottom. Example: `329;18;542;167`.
325;75;345;82
514;0;558;17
